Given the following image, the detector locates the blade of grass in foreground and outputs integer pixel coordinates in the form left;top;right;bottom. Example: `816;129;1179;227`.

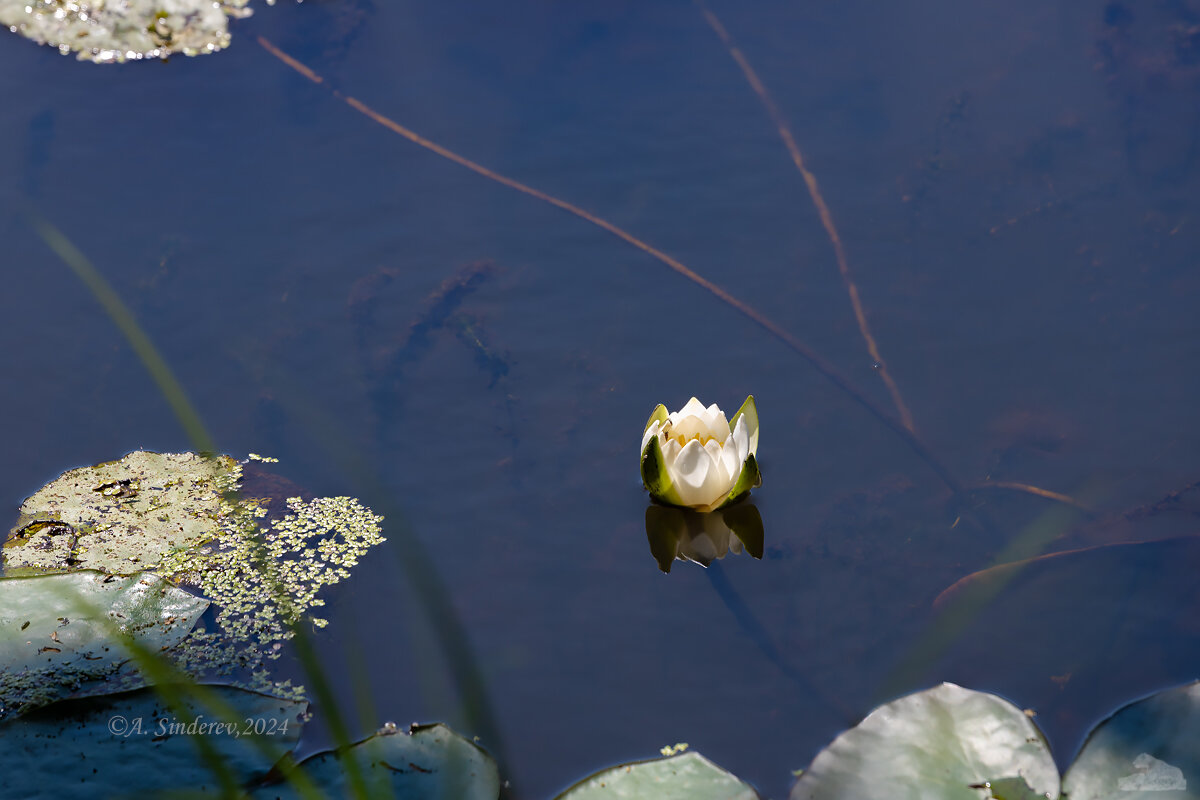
51;581;324;800
27;217;370;797
237;357;514;793
876;500;1087;703
28;214;216;455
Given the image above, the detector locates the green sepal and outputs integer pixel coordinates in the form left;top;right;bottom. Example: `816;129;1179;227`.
644;403;669;432
716;453;761;509
640;436;685;506
729;395;759;454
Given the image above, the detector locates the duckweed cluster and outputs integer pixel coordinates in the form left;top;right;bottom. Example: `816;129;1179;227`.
158;492;385;696
2;451;385;705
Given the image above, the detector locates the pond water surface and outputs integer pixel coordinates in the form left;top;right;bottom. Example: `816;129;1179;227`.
2;1;1199;797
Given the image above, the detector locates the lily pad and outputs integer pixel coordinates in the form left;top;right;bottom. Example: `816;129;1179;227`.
0;685;306;797
0;570;207;718
253;722;500;800
554;751;760;800
4;451;239;576
4;452;385;701
0;0;253;63
789;683;1059;800
1063;681;1199;799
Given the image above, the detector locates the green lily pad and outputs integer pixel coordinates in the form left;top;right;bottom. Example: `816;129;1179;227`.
5;452;385;702
789;683;1059;799
0;685;306;797
1063;681;1199;799
0;0;253;63
4;451;239;576
554;751;760;800
253;722;500;799
0;570;208;718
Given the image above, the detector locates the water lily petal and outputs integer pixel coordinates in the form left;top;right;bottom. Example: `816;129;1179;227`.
730;395;759;455
704;404;731;442
671;439;726;508
669;413;712;442
704;438;729;485
730;415;750;464
662;436;682;467
672;397;707;422
719;437;741;486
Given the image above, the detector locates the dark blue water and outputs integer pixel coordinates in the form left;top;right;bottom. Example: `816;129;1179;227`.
3;1;1199;797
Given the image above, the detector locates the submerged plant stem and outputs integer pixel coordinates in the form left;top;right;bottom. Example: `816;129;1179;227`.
255;37;973;515
255;38;1089;532
968;481;1093;514
695;0;916;435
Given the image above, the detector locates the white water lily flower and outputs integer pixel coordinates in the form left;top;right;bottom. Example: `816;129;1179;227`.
640;396;760;511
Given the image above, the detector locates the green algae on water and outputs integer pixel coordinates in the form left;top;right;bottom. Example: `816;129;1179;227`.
3;451;385;706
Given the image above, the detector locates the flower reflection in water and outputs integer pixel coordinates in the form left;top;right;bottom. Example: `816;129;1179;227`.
644;502;764;572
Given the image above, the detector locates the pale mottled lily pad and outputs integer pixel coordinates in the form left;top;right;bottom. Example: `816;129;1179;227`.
1063;681;1199;799
0;570;207;718
0;0;254;63
554;751;760;800
0;685;306;798
789;683;1059;800
4;451;385;701
253;722;501;800
4;450;238;576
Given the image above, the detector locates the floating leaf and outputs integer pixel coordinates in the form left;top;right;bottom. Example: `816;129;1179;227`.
4;451;239;576
789;683;1059;799
554;752;760;800
253;722;500;800
0;0;253;64
1063;681;1199;799
0;685;305;797
4;452;385;701
0;571;207;718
